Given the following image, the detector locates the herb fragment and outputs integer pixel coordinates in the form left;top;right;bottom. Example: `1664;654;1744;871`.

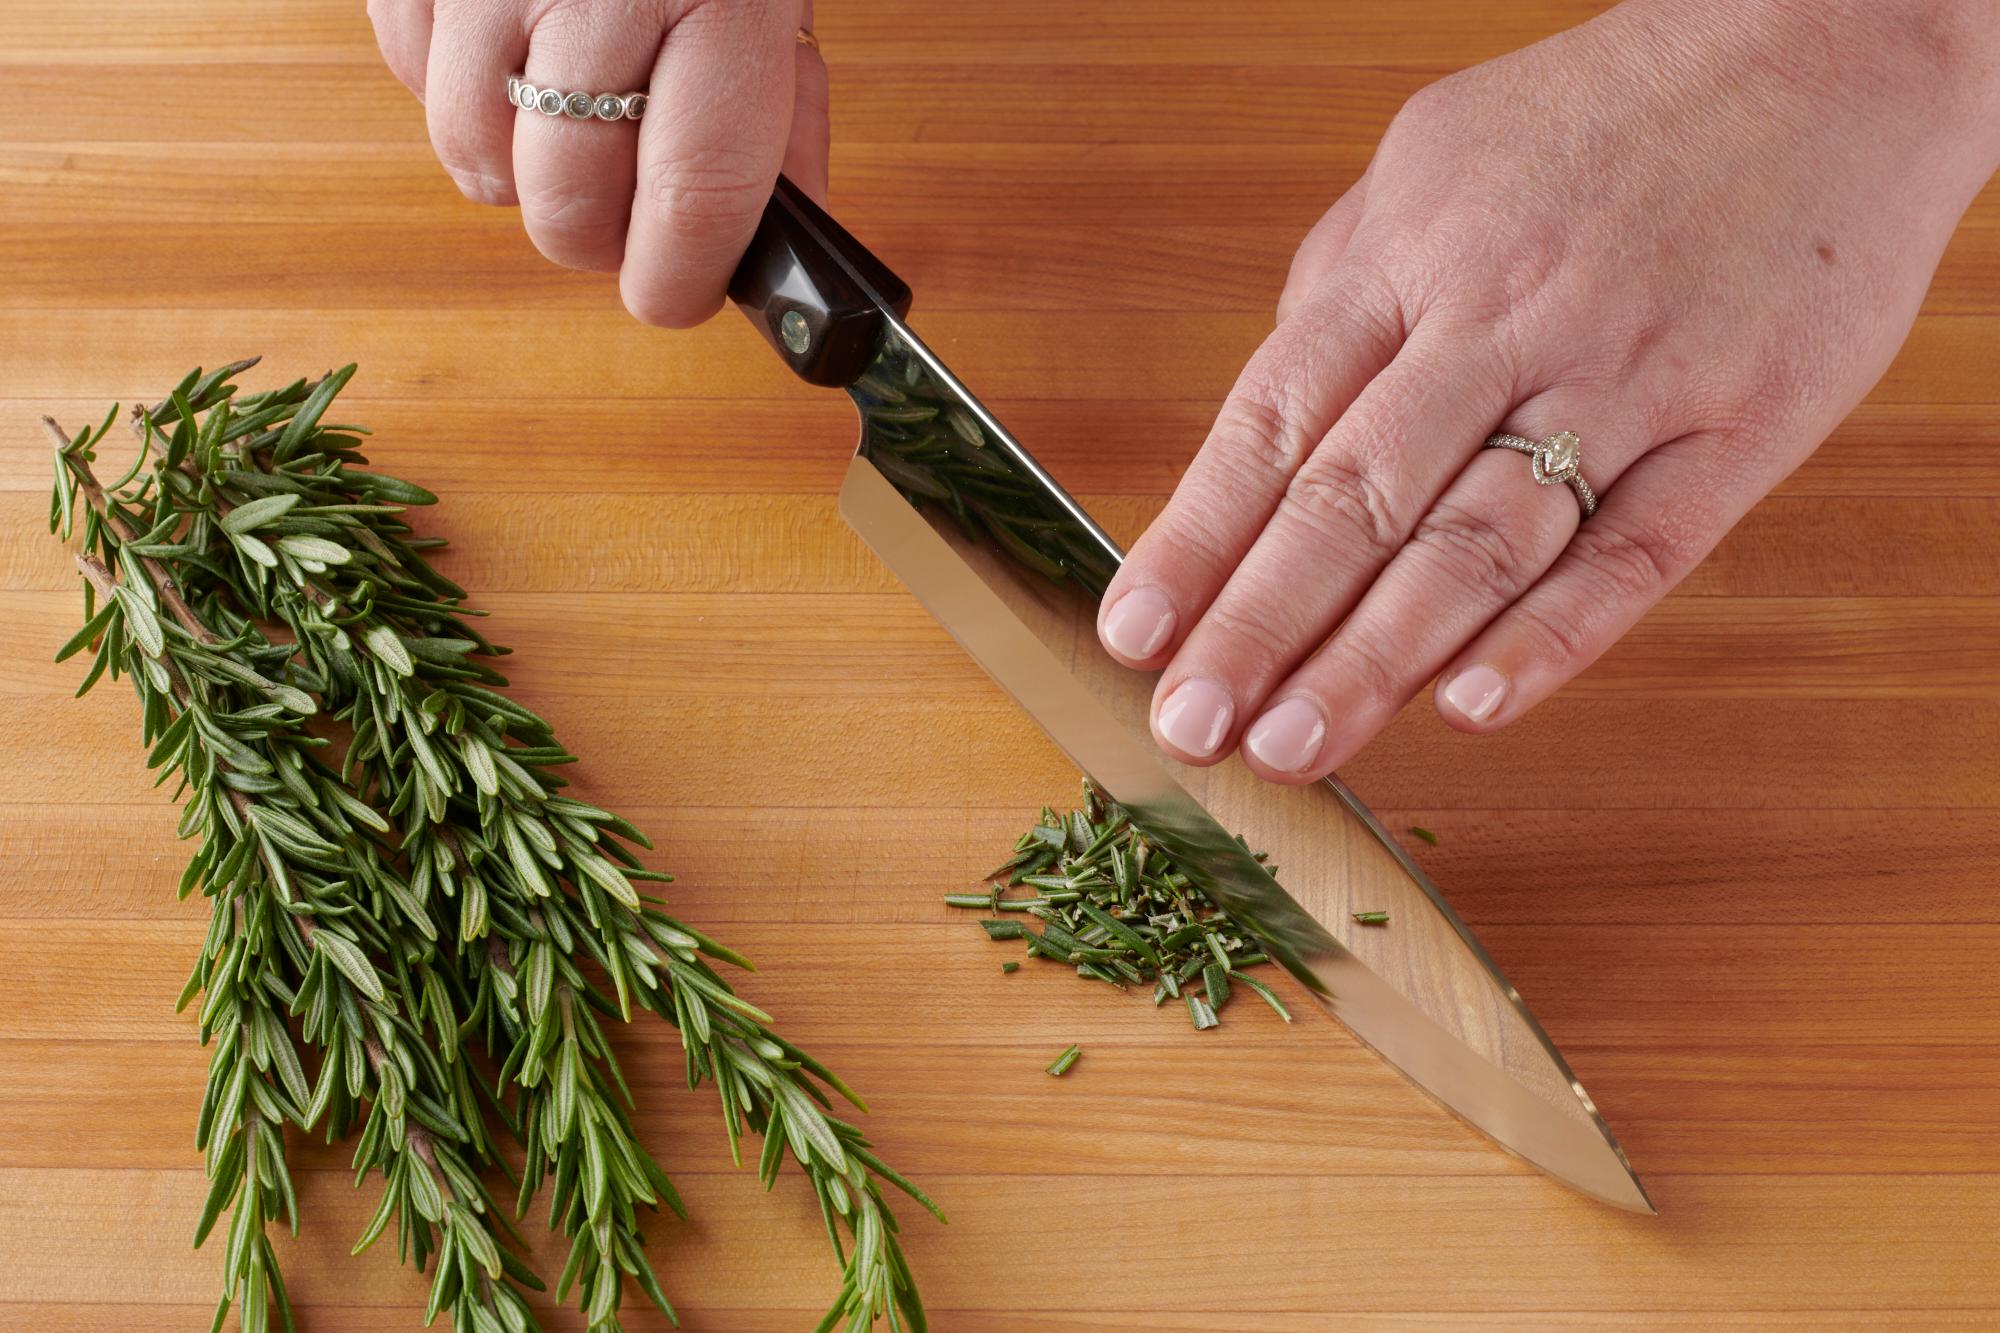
1000;961;1020;975
1353;911;1391;926
948;781;1287;1034
1045;1045;1082;1077
1409;825;1439;845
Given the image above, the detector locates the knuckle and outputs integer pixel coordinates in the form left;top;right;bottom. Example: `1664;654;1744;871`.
1141;509;1237;589
1306;257;1408;353
1214;263;1411;481
1568;516;1678;603
645;145;769;241
1410;500;1536;600
1386;73;1458;138
1213;376;1317;484
1512;596;1598;665
1506;514;1688;669
1329;631;1406;711
1280;454;1402;565
1197;599;1302;676
519;183;628;267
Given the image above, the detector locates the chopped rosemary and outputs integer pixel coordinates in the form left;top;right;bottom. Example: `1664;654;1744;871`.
948;782;1291;1032
1409;825;1439;845
1353;910;1391;926
1045;1045;1082;1077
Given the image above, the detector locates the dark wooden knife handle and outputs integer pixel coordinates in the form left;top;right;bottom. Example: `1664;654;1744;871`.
727;175;912;389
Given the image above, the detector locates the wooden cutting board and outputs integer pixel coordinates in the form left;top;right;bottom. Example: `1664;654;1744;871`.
3;1;1997;1327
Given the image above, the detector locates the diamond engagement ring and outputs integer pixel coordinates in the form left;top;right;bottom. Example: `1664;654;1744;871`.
1483;431;1598;518
506;76;646;122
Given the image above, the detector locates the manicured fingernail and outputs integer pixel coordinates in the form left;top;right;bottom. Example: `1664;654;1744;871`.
1101;586;1177;661
1443;664;1508;722
1157;678;1234;758
1245;696;1327;773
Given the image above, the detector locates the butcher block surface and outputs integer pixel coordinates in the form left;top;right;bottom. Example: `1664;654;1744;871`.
3;1;1999;1327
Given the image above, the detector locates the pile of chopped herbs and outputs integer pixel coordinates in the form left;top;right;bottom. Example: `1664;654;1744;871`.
946;782;1293;1030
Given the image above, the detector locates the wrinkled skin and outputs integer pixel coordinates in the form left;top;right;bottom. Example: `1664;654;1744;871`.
1095;0;2000;781
369;0;827;326
374;0;2000;783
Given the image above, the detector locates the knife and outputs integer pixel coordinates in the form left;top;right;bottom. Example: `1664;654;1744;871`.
727;177;1653;1213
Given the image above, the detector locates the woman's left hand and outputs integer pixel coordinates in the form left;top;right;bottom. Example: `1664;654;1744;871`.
1095;0;2000;783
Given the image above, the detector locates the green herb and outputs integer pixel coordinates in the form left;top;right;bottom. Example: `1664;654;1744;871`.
1045;1045;1082;1077
1409;826;1439;845
949;781;1286;1032
852;335;1118;597
1353;911;1391;926
1000;961;1020;975
46;362;939;1333
1228;970;1293;1023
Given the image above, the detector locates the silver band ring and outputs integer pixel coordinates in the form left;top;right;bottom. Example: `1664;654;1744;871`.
1484;431;1598;518
508;27;811;118
507;75;646;122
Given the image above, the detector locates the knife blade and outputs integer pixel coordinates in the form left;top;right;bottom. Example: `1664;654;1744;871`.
730;178;1652;1213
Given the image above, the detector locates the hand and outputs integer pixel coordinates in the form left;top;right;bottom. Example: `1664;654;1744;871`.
1096;0;2000;784
369;0;826;326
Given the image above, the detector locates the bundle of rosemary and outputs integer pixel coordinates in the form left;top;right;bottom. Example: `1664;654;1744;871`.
46;360;938;1333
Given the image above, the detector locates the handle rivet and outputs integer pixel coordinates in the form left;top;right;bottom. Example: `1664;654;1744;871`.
779;310;811;354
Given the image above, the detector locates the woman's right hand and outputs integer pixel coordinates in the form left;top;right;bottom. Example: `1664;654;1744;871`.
368;0;827;327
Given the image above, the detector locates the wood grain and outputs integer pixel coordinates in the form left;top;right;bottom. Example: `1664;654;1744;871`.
2;0;1998;1327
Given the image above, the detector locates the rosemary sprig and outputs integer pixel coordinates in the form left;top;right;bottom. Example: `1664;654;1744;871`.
47;361;940;1331
947;782;1292;1030
59;446;534;1333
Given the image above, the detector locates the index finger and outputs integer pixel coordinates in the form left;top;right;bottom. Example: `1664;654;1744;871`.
618;2;800;328
1096;265;1405;668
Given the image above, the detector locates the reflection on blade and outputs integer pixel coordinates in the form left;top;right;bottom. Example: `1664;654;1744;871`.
839;319;1652;1214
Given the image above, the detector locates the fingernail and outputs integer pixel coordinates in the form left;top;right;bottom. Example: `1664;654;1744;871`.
1101;587;1177;661
1245;696;1327;773
1157;678;1234;758
444;166;509;205
1443;664;1508;722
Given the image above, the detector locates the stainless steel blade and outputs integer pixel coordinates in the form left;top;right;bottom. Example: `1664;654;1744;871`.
834;317;1652;1213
